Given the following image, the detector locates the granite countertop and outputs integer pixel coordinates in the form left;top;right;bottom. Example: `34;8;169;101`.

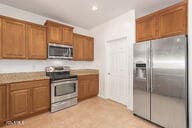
70;69;99;76
0;69;99;85
0;72;50;85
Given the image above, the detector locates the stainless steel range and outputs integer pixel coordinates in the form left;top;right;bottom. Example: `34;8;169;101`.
46;66;78;112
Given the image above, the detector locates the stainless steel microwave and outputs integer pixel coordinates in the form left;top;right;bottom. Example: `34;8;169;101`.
48;43;73;59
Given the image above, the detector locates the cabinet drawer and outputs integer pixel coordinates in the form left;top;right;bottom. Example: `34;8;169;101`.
10;80;50;91
78;75;99;80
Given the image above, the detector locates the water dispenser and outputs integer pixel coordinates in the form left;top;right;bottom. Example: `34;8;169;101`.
135;63;147;79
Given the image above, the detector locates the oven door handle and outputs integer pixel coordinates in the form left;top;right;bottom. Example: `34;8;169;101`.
52;81;77;86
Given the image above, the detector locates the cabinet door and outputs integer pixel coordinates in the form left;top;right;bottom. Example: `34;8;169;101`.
0;86;6;123
88;75;99;97
78;77;89;101
47;25;62;43
62;28;73;46
158;3;187;37
0;18;2;59
10;89;30;119
136;15;156;42
73;34;84;60
32;85;50;113
2;19;26;58
27;24;47;59
83;37;94;61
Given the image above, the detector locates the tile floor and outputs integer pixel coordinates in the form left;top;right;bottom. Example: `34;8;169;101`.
3;97;160;128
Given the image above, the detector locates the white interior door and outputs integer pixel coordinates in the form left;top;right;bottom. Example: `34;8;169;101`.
107;37;129;105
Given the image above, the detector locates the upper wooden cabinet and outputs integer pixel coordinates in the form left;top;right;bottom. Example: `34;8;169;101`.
136;14;157;42
0;86;6;123
0;16;47;60
136;15;156;42
27;24;47;59
158;3;187;37
73;33;94;61
45;20;74;45
62;27;73;45
2;18;27;58
136;2;187;42
73;34;84;60
84;37;94;61
45;21;62;43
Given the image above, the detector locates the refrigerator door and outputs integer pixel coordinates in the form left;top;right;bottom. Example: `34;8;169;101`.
133;41;151;120
151;35;187;128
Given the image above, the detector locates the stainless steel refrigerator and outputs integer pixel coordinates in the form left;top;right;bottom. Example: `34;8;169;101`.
133;35;188;128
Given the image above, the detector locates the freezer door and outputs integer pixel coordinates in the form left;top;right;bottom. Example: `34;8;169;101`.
133;41;150;120
151;35;187;128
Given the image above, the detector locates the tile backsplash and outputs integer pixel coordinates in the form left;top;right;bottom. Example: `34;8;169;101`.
0;59;96;73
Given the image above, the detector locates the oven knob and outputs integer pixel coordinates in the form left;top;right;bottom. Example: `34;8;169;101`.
47;67;54;72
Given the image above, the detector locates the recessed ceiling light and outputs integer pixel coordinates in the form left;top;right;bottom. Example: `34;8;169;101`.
92;5;98;11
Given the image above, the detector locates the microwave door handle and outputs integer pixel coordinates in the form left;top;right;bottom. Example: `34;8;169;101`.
69;48;71;56
67;49;69;57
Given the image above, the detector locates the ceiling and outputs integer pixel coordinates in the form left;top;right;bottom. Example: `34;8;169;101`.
0;0;182;29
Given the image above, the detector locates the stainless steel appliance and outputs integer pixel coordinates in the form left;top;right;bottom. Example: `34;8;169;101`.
48;43;73;59
133;35;188;128
46;66;78;112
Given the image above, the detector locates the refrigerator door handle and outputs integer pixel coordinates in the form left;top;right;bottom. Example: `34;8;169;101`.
150;45;153;93
146;46;150;92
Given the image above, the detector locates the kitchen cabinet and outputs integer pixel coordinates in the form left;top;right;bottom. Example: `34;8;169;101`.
45;21;63;43
158;3;187;38
2;18;27;58
136;15;157;42
78;75;99;101
84;37;94;61
27;24;47;59
10;89;31;119
0;86;6;123
73;33;94;61
136;2;187;42
9;80;50;120
62;27;73;46
73;34;84;60
45;20;74;45
32;85;50;113
88;78;99;97
78;79;89;100
0;18;2;59
0;16;48;60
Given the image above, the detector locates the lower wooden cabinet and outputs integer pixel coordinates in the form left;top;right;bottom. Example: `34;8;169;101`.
0;18;2;59
78;75;99;101
10;89;31;119
9;80;50;120
0;86;6;123
88;78;99;97
32;86;50;113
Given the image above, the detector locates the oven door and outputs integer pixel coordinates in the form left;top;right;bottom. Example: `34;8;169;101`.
51;79;78;103
48;43;73;59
